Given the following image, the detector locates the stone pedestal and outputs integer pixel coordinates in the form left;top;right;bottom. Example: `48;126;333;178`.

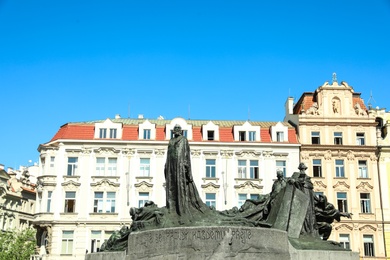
85;226;359;260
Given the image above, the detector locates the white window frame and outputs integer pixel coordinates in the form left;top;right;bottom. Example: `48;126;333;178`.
138;192;149;208
334;132;343;145
360;193;371;213
99;128;107;138
47;191;52;213
249;160;259;179
238;160;247;178
202;121;219;141
276;160;287;177
238;193;247;208
337;192;348;212
312;159;322;177
358;160;368;178
233;122;260;142
109;128;117;139
67;157;78;176
139;158;151;177
339;234;350;250
363;234;375;257
311;131;320;144
61;231;74;255
64;191;76;213
95;157;117;176
271;122;288;142
91;231;102;253
205;193;216;208
205;159;216;178
335;160;345;177
94;119;122;139
356;132;365;145
93;191;116;213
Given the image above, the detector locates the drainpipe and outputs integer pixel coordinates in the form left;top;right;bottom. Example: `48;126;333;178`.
376;145;387;258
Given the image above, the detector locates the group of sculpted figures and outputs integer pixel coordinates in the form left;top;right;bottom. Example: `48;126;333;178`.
100;124;351;252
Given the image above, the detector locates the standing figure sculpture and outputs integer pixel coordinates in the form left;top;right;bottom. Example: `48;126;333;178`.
164;124;207;218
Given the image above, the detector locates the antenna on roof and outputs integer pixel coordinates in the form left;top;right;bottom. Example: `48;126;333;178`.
188;104;191;120
367;91;376;110
128;102;130;118
248;106;250;121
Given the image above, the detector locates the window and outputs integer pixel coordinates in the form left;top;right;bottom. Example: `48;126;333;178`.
363;235;375;257
109;128;117;139
238;160;258;179
276;160;286;177
239;131;246;141
47;191;52;212
205;193;216;208
249;160;259;179
249;131;256;141
182;130;188;138
250;194;260;200
335;160;345;177
276;131;284;142
107;158;117;176
139;158;150;177
356;133;365;145
96;158;105;176
238;193;247;207
360;193;371;213
143;129;151;140
334;132;343;145
339;234;350;250
358;160;368;178
311;131;320;144
61;231;74;254
64;191;76;213
93;192;116;213
337;192;348;212
99;128;107;138
50;156;55;168
238;160;246;178
205;159;216;178
313;159;322;177
96;158;117;176
91;231;102;253
207;131;215;141
138;192;149;208
67;157;78;176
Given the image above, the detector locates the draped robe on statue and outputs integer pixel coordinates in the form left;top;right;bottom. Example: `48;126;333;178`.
165;134;207;217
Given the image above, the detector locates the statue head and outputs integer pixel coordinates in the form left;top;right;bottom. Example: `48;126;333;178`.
298;163;307;171
173;124;182;137
276;170;284;179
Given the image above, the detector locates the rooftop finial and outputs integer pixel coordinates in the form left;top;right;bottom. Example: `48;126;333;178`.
332;72;337;83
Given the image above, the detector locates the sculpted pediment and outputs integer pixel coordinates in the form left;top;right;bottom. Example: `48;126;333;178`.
313;181;327;189
236;150;261;158
201;182;220;192
134;181;154;189
61;180;81;190
356;181;373;191
90;178;120;188
332;181;350;190
335;223;353;231
359;224;376;232
234;181;262;190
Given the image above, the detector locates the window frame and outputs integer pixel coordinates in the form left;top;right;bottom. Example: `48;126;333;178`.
335;159;345;177
356;132;365;145
276;160;287;177
61;231;74;255
360;193;371;213
64;191;76;213
67;157;78;176
313;159;322;177
205;159;216;178
363;234;375;257
205;193;216;208
138;192;149;208
99;128;107;138
334;132;343;145
139;158;151;177
311;131;320;144
248;131;256;141
276;131;284;142
339;234;350;250
358;160;368;178
337;192;348;213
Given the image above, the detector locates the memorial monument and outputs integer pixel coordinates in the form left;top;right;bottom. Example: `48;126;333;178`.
87;124;358;260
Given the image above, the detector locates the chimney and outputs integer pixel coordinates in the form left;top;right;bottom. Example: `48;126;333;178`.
138;114;144;119
115;114;121;119
285;97;294;115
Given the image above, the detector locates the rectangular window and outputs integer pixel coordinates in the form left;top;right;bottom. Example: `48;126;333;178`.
182;130;188;138
205;193;216;208
138;192;149;208
106;192;116;213
99;128;107;138
47;191;52;212
206;159;216;178
335;160;345;177
64;191;76;213
94;192;104;213
248;131;256;141
109;128;117;139
249;160;259;179
363;235;375;257
91;231;102;253
358;160;368;178
239;131;246;141
313;159;322;177
356;133;365;145
140;158;150;177
207;130;215;141
339;234;350;250
96;158;105;176
311;131;320;144
61;231;74;254
334;132;343;145
360;193;371;213
238;160;246;178
143;129;151;140
238;193;247;208
276;160;287;177
107;158;117;176
276;131;284;142
50;156;55;168
250;194;260;200
337;192;348;212
67;157;78;176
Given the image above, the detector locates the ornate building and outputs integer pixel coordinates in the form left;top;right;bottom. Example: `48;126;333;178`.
284;75;386;258
0;164;36;232
368;106;390;257
33;117;300;260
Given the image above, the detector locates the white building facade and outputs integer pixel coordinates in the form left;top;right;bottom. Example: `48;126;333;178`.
34;117;300;260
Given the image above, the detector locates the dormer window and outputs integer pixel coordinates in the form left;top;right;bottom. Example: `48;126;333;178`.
166;118;192;140
233;122;260;142
239;131;246;141
138;120;156;140
143;129;151;140
94;119;122;139
207;131;214;141
202;121;219;141
276;131;284;142
249;131;256;141
271;122;288;142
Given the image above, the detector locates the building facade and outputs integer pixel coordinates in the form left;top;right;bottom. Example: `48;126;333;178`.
285;76;386;258
0;164;36;232
33;117;300;260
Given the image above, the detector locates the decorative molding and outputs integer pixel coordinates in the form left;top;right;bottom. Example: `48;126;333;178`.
332;181;350;190
81;147;92;154
137;149;153;155
155;149;165;156
90;178;120;188
313;181;327;189
201;182;220;189
191;149;201;157
301;152;309;160
346;150;355;161
134;181;154;189
221;150;233;158
273;152;288;157
262;151;273;158
202;150;219;156
61;180;81;190
359;224;377;232
356;181;374;191
335;223;353;231
234;180;262;190
122;148;135;156
236;150;261;158
324;150;332;160
94;147;120;155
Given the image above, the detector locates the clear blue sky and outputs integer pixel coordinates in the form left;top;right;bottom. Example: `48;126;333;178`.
1;0;389;169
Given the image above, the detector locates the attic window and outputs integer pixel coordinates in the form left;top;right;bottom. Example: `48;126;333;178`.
99;129;107;138
207;131;215;141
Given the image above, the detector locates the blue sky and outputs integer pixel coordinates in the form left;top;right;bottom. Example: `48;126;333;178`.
1;0;389;169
